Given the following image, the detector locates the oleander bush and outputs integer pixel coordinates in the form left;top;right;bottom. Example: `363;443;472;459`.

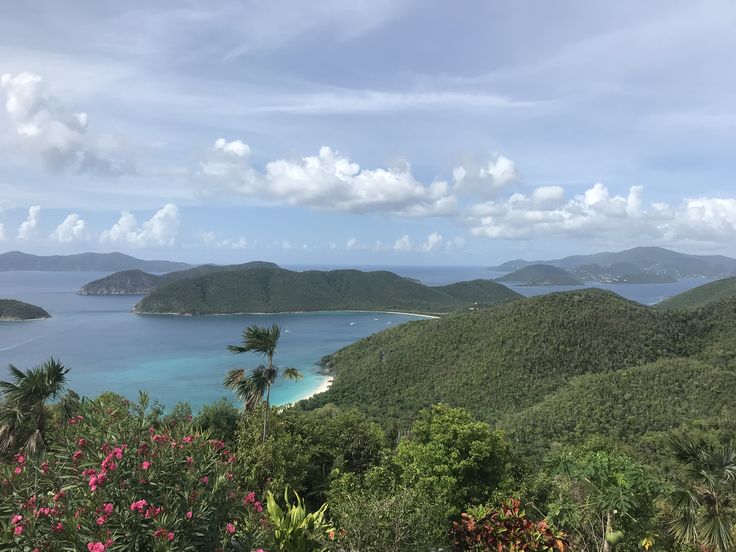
0;393;267;552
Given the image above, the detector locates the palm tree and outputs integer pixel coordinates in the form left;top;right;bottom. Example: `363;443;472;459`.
667;437;736;552
0;358;71;455
225;324;302;441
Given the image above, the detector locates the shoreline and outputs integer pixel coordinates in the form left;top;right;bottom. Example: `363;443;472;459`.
299;376;334;402
133;309;441;319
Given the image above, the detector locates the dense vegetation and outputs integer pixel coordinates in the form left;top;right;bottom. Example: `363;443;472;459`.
496;264;583;286
656;275;736;310
79;262;280;295
0;251;190;272
303;289;705;422
134;268;521;315
0;299;50;321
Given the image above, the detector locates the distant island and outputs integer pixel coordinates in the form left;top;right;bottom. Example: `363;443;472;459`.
0;299;51;321
79;261;279;295
490;246;736;282
656;275;736;310
0;251;191;273
134;267;522;315
496;264;583;286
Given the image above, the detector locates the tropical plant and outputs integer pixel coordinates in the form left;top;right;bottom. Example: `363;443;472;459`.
452;498;568;551
666;437;736;552
0;358;74;455
0;392;268;551
265;489;334;552
225;324;303;441
548;450;659;552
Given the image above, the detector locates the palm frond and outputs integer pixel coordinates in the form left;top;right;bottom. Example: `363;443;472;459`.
282;367;304;381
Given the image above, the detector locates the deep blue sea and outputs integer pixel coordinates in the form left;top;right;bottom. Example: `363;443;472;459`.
0;268;711;411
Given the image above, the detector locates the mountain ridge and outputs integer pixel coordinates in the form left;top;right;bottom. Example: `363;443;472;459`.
0;251;191;273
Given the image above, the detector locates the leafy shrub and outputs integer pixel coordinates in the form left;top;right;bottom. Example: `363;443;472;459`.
264;489;333;552
452;498;567;551
0;393;267;551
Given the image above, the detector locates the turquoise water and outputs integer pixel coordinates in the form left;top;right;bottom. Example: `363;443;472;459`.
0;272;423;411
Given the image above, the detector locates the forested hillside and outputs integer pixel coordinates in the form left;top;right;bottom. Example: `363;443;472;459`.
656;275;736;310
302;289;706;422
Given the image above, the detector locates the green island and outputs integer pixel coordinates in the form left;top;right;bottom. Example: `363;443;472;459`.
2;278;736;552
133;267;522;315
0;298;51;321
79;261;280;295
495;263;584;286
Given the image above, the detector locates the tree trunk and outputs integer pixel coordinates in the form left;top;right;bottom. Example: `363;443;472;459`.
602;511;613;552
263;383;271;442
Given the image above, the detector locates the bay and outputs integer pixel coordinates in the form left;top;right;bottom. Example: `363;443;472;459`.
0;271;423;411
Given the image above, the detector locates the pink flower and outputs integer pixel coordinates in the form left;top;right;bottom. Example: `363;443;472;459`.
78;438;87;447
226;523;236;534
14;467;22;475
186;456;194;466
186;510;193;519
11;514;23;525
72;450;83;462
199;476;209;485
103;503;114;515
14;525;23;535
14;454;25;466
40;461;49;474
130;499;148;513
168;532;174;541
244;491;257;505
182;435;193;444
96;515;107;526
52;521;63;533
87;542;107;552
142;461;151;470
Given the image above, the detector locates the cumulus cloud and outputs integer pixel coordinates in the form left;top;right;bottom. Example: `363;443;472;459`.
17;205;40;239
453;154;518;196
467;183;736;245
199;141;457;217
101;204;180;247
198;231;248;249
419;232;444;252
50;213;86;243
0;72;129;175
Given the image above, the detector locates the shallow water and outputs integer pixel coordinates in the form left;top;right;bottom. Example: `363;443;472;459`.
0;271;422;411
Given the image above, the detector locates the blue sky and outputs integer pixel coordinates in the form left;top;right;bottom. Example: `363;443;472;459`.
0;0;735;265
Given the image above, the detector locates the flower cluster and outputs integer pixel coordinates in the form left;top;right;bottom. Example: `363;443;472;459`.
1;395;268;551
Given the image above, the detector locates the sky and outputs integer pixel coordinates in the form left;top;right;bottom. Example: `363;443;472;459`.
0;0;735;266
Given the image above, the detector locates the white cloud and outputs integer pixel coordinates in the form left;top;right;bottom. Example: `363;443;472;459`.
17;205;40;239
0;72;129;174
101;204;179;247
453;154;518;196
419;232;444;252
199;231;248;249
213;138;250;157
50;213;86;243
467;183;736;245
393;234;413;252
199;142;457;217
0;224;4;240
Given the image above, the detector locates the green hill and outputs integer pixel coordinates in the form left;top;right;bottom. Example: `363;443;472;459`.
499;357;736;462
656;276;736;310
301;289;703;422
496;264;584;286
79;261;280;295
0;299;51;321
134;268;521;315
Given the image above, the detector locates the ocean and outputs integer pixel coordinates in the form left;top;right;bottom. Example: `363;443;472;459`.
0;268;711;411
